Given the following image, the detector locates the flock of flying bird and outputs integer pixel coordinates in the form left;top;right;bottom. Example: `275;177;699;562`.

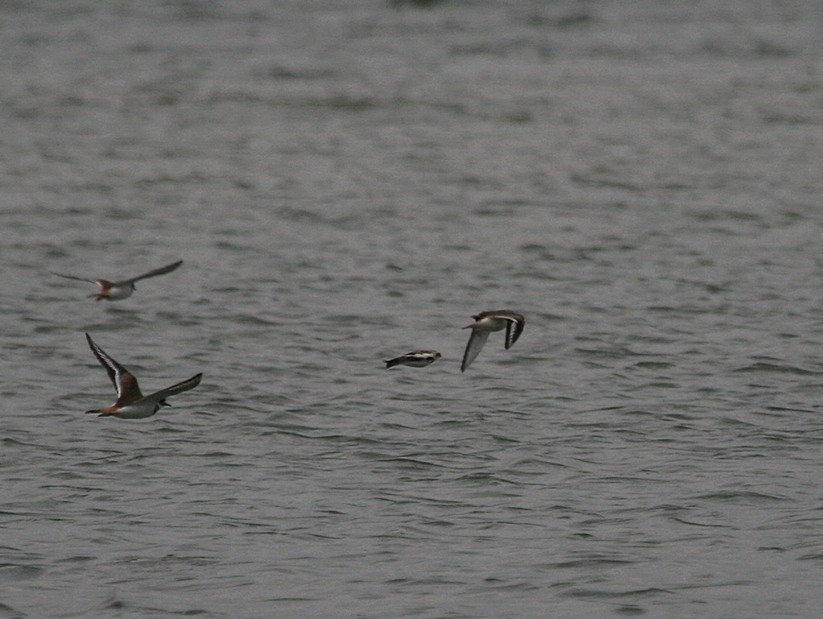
55;260;526;419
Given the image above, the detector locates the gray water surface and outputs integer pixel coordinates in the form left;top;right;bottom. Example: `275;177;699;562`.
3;1;823;617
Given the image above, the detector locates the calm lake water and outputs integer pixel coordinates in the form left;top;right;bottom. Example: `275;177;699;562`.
3;1;823;617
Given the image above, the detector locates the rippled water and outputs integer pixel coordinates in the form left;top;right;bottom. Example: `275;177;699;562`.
3;1;823;617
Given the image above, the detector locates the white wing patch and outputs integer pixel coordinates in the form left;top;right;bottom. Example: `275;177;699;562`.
504;317;525;349
86;335;125;397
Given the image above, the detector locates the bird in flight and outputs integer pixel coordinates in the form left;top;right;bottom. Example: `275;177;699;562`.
52;259;183;301
461;310;525;372
384;350;442;369
83;333;202;419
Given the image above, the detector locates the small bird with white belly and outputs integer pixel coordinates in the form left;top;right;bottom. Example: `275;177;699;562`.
461;310;525;372
83;333;202;419
52;259;183;301
384;350;442;369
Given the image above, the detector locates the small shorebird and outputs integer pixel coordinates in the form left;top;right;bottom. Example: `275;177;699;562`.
84;333;202;419
384;350;442;369
461;310;525;372
52;259;183;301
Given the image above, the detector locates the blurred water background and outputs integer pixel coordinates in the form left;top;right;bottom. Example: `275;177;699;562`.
3;1;823;617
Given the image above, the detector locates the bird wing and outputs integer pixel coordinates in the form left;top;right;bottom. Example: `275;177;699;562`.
141;373;202;404
504;316;525;349
85;333;137;399
52;272;99;284
119;260;183;285
461;329;489;372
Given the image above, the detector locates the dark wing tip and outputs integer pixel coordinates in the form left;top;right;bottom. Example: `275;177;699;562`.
162;259;184;272
185;373;204;390
85;332;107;356
52;271;89;282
